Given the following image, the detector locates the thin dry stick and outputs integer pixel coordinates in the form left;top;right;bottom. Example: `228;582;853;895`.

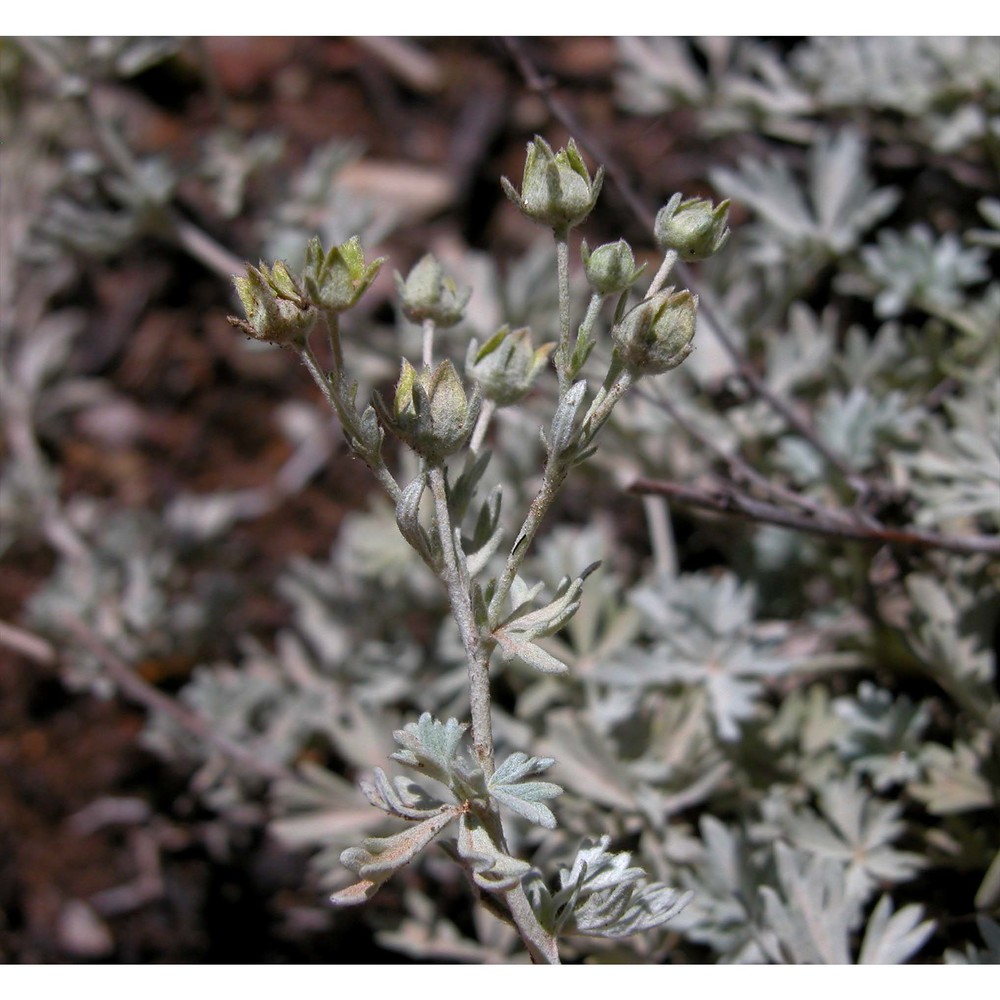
50;619;297;784
629;478;1000;557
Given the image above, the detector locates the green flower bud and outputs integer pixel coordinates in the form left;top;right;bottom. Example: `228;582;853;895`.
375;359;481;463
228;260;313;346
302;235;385;313
394;254;471;328
654;193;731;262
612;288;698;376
580;238;646;295
501;136;604;233
466;325;554;407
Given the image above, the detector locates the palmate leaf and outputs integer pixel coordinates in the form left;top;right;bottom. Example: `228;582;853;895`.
488;752;563;830
390;712;483;800
710;130;898;256
841;224;989;318
760;845;934;964
758;844;855;964
766;776;924;905
834;682;930;790
672;815;767;963
599;571;792;742
530;836;692;941
944;916;1000;964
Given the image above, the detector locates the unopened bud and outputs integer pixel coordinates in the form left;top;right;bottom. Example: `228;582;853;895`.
375;359;481;464
228;260;313;347
581;238;646;295
501;136;604;233
612;288;698;376
394;254;471;328
654;194;731;262
466;326;553;407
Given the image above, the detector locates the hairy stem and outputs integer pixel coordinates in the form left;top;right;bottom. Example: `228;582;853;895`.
321;310;344;375
299;342;400;503
469;397;496;455
555;232;571;392
422;317;436;368
645;249;678;299
427;467;562;963
427;466;496;780
488;455;571;626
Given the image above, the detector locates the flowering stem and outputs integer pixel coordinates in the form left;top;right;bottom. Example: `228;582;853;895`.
469;397;496;455
555;231;572;392
422;317;437;368
428;465;496;780
321;310;344;373
427;465;561;964
487;453;571;627
299;341;400;503
646;249;678;299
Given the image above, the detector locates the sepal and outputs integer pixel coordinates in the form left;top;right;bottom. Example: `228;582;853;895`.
376;359;481;464
581;238;646;295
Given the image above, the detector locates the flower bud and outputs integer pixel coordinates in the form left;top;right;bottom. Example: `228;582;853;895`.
501;136;604;233
302;235;384;313
394;254;471;328
612;288;698;376
580;238;646;295
654;193;731;262
375;359;481;463
228;260;313;346
466;326;554;407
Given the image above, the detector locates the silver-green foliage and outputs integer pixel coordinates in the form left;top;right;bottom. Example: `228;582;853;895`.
8;37;999;965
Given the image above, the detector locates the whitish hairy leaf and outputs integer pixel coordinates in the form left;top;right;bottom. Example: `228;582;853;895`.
531;835;691;940
330;806;460;906
488;752;563;829
857;896;935;965
944;916;1000;964
759;844;855;964
769;776;924;905
456;812;534;892
360;766;447;820
390;712;482;799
